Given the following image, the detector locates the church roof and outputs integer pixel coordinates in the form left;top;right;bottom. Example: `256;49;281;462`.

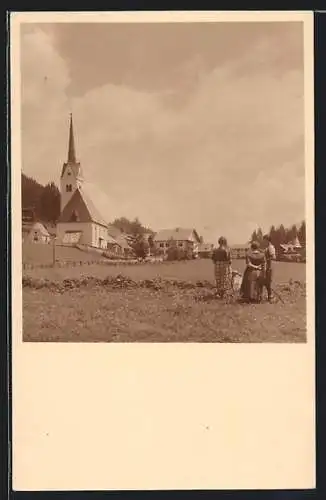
58;188;108;227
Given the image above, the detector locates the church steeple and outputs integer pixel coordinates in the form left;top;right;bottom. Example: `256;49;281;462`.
67;113;77;163
60;113;83;213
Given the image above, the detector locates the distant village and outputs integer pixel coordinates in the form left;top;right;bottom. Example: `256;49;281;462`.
22;115;306;264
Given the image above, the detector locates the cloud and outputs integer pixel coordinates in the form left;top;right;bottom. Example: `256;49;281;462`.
20;23;305;243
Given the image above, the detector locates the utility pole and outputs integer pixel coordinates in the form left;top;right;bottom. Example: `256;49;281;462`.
52;236;56;266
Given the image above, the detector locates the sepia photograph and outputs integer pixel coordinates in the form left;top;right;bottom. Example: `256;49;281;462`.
11;11;315;492
19;17;310;343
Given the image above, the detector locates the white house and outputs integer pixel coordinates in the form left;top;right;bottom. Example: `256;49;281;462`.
198;242;214;258
153;227;201;257
230;243;250;260
56;114;113;249
22;221;51;244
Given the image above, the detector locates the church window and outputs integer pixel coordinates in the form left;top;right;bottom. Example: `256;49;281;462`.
70;210;79;222
66;184;72;192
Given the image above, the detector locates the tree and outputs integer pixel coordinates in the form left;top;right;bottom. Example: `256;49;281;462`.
250;229;258;243
278;224;287;245
130;217;145;237
132;235;149;259
298;221;306;247
21;173;61;223
21;173;44;218
291;224;298;239
112;216;153;237
111;217;132;233
269;225;278;247
39;182;61;223
256;227;263;244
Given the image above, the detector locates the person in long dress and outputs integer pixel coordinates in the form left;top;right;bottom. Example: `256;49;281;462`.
240;241;266;303
212;236;232;298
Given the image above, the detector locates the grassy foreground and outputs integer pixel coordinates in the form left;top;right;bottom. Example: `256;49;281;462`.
23;259;306;343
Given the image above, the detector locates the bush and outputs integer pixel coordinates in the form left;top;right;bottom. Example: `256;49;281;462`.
167;247;192;261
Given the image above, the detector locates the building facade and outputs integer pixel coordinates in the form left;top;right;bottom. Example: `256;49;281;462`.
56;114;113;249
230;244;249;260
153;228;201;258
22;221;51;244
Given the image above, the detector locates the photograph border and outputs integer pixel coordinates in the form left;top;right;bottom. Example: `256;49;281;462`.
7;9;319;495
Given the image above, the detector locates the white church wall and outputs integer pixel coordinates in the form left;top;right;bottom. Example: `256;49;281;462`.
56;222;93;246
92;223;108;249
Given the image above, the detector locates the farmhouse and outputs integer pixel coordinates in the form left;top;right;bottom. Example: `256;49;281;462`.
153;227;201;257
22;221;51;244
230;243;249;260
198;242;214;258
279;236;304;261
56;114;115;249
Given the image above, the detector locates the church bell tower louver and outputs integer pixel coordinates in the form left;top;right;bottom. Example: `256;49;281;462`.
60;113;84;213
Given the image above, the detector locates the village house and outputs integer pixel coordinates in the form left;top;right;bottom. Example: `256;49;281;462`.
153;227;201;258
106;224;135;257
22;221;51;244
230;243;250;260
22;208;52;244
198;242;214;258
279;236;304;262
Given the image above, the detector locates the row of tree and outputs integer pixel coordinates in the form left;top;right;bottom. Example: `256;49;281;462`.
250;221;306;248
111;217;154;237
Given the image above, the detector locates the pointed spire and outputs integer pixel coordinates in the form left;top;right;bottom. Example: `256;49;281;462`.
67;113;77;163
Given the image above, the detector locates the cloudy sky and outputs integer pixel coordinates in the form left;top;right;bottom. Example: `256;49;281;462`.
20;21;305;244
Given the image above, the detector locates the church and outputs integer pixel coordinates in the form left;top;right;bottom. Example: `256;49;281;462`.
56;114;111;249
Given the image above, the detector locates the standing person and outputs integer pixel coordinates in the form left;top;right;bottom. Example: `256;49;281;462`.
212;236;232;298
263;234;276;302
240;241;266;303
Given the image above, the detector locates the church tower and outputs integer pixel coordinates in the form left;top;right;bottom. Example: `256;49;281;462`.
60;113;84;213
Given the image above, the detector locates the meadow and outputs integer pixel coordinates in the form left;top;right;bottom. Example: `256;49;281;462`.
22;253;307;343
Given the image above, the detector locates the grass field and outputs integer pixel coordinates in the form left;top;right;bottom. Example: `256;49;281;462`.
23;257;306;343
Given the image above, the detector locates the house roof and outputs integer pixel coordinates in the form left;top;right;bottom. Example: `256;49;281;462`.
107;224;123;238
280;242;302;252
115;234;134;250
43;224;57;236
107;234;119;245
23;221;50;236
58;188;108;227
154;228;200;242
